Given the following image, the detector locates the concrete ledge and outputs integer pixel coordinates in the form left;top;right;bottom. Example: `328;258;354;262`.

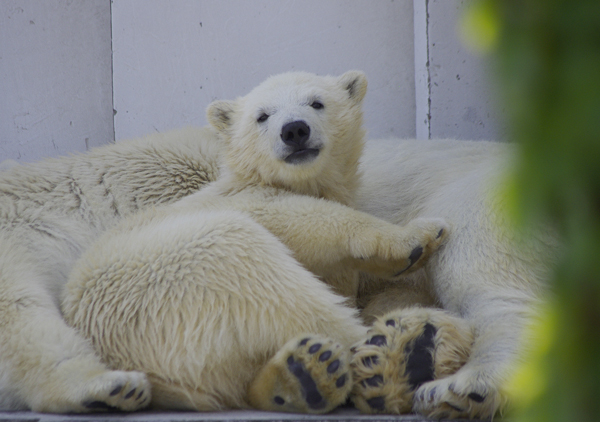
0;409;466;422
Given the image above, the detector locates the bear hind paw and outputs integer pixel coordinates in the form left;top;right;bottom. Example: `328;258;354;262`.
248;335;352;413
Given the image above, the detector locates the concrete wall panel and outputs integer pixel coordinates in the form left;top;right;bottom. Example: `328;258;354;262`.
0;0;113;162
111;0;416;141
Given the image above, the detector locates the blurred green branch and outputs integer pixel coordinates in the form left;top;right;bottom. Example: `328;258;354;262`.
464;0;600;420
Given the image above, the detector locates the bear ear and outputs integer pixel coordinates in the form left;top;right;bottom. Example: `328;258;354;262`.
206;100;237;133
337;71;368;104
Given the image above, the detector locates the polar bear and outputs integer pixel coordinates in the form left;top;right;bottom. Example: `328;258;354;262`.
0;71;447;413
349;138;558;419
61;71;448;413
0;126;222;412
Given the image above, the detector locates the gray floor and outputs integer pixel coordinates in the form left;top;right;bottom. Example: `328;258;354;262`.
0;409;468;422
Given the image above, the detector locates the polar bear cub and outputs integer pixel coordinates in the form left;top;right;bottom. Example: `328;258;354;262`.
0;127;221;412
62;71;448;412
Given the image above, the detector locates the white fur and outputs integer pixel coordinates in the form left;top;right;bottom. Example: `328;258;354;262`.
356;138;558;417
62;71;446;411
0;127;221;411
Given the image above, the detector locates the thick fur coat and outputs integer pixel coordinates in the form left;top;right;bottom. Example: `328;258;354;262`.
0;71;556;419
0;72;447;414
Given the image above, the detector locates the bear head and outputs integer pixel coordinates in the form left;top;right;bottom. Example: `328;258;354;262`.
206;71;367;205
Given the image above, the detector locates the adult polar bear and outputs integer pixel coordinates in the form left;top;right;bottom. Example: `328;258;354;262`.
352;139;557;418
0;71;447;413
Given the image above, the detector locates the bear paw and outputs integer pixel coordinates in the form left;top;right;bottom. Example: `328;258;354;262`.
80;370;151;412
350;307;472;414
413;366;505;419
352;218;449;280
248;335;352;413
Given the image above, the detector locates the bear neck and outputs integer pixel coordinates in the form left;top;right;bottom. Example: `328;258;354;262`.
216;161;361;206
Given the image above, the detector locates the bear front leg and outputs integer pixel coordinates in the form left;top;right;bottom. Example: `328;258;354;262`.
348;217;449;279
246;197;449;281
248;335;353;413
0;265;150;413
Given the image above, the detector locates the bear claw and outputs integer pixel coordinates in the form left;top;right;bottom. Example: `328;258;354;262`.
409;246;423;264
468;392;486;403
84;401;118;411
109;385;123;396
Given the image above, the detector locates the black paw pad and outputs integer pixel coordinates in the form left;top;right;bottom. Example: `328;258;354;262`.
136;390;144;400
366;396;386;411
308;343;322;354
367;335;387;347
287;356;326;410
436;228;444;239
361;355;378;368
385;319;396;327
83;401;118;411
319;351;332;361
274;396;285;405
327;359;340;373
404;323;437;390
109;385;123;396
336;374;347;388
468;392;486;403
124;388;136;399
299;338;310;346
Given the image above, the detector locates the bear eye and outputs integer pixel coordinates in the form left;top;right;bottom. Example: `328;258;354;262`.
310;101;324;110
257;113;269;123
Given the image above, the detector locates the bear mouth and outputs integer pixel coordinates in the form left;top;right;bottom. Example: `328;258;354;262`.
284;148;320;165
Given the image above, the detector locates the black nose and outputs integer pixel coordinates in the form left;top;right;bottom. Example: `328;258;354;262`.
281;121;310;148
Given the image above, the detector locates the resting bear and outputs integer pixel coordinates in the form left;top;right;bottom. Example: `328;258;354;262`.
1;70;556;419
0;71;448;413
350;138;558;418
0;126;221;412
62;71;448;412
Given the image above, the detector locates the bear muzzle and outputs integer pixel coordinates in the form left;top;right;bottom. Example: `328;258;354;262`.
280;120;321;165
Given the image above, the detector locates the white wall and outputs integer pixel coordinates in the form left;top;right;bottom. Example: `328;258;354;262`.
0;0;504;163
0;0;113;162
424;0;504;140
111;0;417;141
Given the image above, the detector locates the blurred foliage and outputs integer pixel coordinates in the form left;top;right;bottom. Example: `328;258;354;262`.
463;0;600;421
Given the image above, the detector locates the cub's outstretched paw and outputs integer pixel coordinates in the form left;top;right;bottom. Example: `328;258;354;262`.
352;218;449;279
351;308;472;414
413;366;506;419
80;370;151;412
248;335;352;413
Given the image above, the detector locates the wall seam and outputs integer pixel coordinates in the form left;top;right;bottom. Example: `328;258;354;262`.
109;0;116;143
425;0;431;140
413;0;431;140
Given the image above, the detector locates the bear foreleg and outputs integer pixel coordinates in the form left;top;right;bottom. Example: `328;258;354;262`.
0;246;150;412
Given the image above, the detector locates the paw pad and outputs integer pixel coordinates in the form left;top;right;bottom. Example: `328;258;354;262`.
366;396;386;411
319;351;332;361
83;400;118;411
351;308;473;415
250;335;352;413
